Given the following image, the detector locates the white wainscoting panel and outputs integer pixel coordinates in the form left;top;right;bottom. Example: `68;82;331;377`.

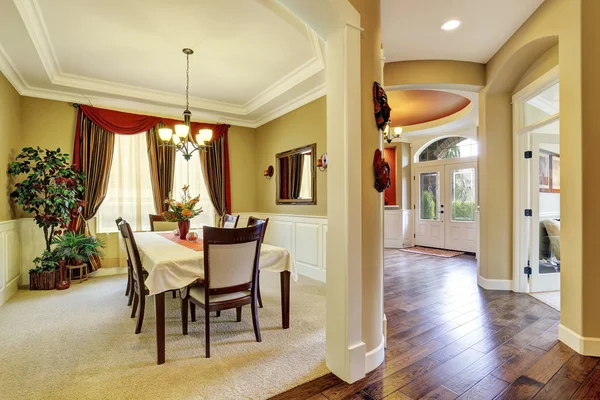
0;220;22;307
19;218;47;287
384;208;413;249
239;213;327;282
402;210;414;247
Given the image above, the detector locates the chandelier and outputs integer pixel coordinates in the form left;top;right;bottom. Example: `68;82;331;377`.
159;48;212;160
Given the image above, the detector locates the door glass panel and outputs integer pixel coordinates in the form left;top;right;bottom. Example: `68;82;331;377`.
538;142;560;275
524;83;559;127
451;168;476;222
420;172;440;220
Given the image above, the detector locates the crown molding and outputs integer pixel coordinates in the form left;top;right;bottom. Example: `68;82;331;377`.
0;43;28;94
13;0;326;118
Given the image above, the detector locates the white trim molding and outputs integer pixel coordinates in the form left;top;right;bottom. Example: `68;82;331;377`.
365;334;386;373
237;213;327;282
477;275;513;291
558;324;600;357
6;0;327;128
0;220;22;307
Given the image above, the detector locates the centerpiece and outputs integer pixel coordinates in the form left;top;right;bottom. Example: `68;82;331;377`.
162;185;203;240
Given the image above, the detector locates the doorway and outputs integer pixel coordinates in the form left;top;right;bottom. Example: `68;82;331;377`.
513;66;560;304
412;137;478;253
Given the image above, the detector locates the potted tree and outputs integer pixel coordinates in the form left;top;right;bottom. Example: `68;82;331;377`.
7;147;85;290
52;231;105;268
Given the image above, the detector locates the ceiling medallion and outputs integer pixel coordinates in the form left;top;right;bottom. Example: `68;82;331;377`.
158;48;212;160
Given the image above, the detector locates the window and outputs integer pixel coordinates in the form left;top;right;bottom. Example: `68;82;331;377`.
97;134;214;233
419;172;440;220
97;133;155;233
418;137;478;162
173;150;215;229
450;168;476;222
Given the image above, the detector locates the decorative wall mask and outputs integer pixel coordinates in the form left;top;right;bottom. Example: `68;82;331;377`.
264;165;274;179
373;82;391;130
373;149;391;193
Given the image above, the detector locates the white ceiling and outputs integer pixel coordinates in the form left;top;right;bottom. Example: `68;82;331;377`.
0;0;325;127
381;0;546;63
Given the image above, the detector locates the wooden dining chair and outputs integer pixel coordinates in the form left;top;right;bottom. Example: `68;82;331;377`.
118;219;179;333
116;217;134;306
247;217;269;308
222;214;240;228
180;224;265;358
149;214;178;232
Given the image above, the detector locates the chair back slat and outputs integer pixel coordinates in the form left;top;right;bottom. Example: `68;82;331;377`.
203;225;264;296
118;220;145;282
222;214;240;229
247;216;269;243
149;214;178;232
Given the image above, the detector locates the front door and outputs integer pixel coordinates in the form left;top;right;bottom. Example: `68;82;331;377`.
415;166;445;248
444;163;477;252
415;162;478;252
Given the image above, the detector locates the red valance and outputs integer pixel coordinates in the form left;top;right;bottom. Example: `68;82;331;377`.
72;105;231;214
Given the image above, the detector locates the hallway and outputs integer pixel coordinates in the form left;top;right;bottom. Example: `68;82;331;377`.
272;250;600;400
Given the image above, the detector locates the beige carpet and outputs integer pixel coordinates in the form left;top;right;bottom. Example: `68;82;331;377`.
0;272;327;400
529;291;560;311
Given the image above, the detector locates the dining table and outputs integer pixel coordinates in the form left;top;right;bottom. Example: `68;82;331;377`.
134;230;298;364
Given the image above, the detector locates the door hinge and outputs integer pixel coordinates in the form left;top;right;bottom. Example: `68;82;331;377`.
414;233;416;238
524;151;533;159
524;261;532;277
524;209;533;217
413;176;416;181
414;204;416;210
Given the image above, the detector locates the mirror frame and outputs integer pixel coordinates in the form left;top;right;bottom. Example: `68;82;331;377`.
276;143;317;205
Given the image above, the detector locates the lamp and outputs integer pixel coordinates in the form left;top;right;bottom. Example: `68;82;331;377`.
383;121;402;143
158;48;212;160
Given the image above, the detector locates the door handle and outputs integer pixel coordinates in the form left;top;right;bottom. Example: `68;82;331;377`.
440;211;444;214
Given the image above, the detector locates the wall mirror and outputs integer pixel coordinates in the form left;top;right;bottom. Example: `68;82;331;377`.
276;143;316;205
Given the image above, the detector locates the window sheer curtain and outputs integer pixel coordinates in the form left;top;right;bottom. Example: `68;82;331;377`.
174;150;215;229
97;133;155;233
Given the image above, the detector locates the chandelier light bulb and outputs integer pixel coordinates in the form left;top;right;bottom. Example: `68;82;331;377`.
158;128;173;142
172;134;181;145
175;124;189;138
394;127;403;136
198;128;213;144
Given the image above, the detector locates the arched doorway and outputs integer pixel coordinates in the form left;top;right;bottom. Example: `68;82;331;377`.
412;136;478;252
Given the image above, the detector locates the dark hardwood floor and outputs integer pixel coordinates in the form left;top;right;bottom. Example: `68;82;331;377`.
271;249;600;400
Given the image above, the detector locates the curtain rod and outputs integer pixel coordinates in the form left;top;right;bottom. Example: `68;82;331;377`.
71;103;231;127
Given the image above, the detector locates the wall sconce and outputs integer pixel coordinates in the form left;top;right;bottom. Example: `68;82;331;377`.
383;122;402;144
317;153;328;171
264;165;274;179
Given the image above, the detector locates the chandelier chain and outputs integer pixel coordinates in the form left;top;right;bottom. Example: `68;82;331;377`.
185;53;190;111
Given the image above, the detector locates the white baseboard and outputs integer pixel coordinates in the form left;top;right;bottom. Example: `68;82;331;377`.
90;267;128;277
365;334;386;373
477;275;513;291
558;324;600;356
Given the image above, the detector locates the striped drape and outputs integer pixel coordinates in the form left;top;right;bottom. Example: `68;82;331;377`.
279;154;304;199
200;134;228;222
147;124;176;213
79;114;116;221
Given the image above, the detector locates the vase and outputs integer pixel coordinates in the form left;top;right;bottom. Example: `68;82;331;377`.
56;261;70;290
178;220;190;240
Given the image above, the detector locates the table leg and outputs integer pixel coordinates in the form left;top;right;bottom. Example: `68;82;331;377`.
155;292;165;365
280;271;290;329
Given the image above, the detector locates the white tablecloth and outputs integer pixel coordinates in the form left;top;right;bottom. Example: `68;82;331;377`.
134;231;298;295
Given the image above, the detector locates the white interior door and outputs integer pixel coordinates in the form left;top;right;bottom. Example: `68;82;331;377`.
444;163;478;252
415;166;445;248
530;133;560;292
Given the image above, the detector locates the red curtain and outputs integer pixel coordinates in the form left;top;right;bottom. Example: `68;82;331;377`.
72;105;231;213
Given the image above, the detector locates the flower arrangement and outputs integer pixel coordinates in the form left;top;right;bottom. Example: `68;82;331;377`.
162;185;203;222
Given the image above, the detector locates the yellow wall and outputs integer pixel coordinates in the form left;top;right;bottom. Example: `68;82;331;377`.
228;126;257;213
0;73;21;222
254;96;327;216
384;60;486;88
514;44;559;94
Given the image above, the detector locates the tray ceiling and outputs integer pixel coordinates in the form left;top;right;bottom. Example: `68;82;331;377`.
0;0;325;127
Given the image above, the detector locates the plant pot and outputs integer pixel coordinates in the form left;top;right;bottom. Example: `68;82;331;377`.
70;258;84;266
29;270;60;290
178;220;190;241
56;261;70;290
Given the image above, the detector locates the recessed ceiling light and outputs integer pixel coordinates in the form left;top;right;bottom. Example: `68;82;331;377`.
441;20;462;31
